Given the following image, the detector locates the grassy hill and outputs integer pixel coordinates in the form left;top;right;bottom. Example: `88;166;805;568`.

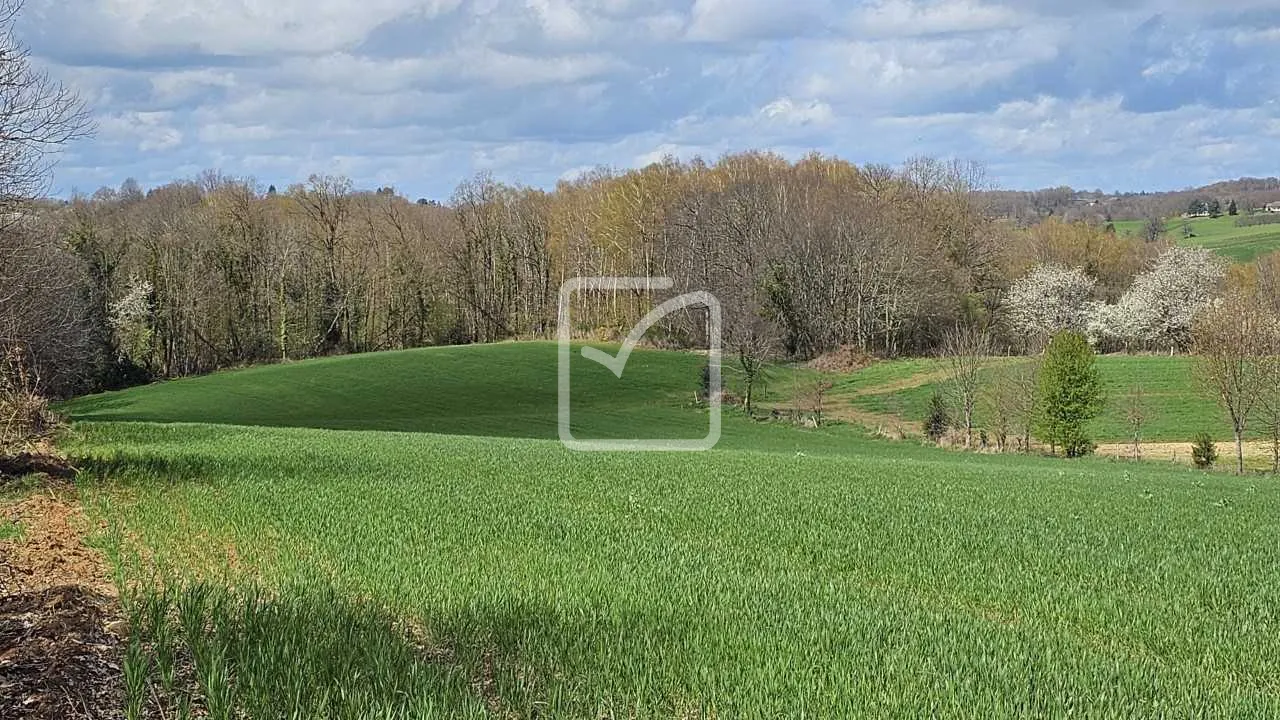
59;343;1280;717
63;342;874;455
837;355;1232;443
1114;214;1280;262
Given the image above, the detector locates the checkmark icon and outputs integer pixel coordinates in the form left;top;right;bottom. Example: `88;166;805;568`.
579;293;709;379
557;277;723;451
580;344;631;378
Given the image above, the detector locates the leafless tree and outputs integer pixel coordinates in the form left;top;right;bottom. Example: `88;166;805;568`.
1142;216;1165;244
981;360;1039;453
1255;382;1280;474
1193;292;1278;474
942;325;992;449
809;377;833;427
1122;384;1148;460
0;0;95;401
0;0;91;217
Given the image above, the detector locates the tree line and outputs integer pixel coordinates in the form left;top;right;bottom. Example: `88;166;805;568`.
12;153;1173;398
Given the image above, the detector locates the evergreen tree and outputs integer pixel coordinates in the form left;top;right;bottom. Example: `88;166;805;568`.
1228;199;1238;216
1034;330;1104;457
923;389;950;442
1191;432;1218;469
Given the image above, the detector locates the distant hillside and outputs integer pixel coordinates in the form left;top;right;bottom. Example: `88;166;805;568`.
983;177;1280;225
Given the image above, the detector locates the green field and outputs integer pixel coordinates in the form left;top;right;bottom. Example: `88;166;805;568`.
842;355;1237;443
61;343;1280;718
1114;214;1280;262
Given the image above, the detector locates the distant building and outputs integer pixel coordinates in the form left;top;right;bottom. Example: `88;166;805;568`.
1267;202;1280;213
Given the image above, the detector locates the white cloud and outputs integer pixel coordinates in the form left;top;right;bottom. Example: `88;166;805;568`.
526;0;592;42
760;97;835;126
99;111;184;152
27;0;1280;198
850;0;1025;38
32;0;464;56
1233;27;1280;46
150;69;237;104
685;0;831;41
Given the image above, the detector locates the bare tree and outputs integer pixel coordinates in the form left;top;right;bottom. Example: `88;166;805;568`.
0;0;94;401
1193;292;1277;474
981;360;1039;453
291;174;354;353
727;311;777;416
1255;382;1280;474
1142;216;1165;244
1122;384;1148;460
942;325;992;449
0;0;91;216
809;377;833;427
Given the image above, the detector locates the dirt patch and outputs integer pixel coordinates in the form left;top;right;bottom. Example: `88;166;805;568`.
1;490;114;598
1096;440;1279;469
0;585;124;720
0;454;77;484
1;480;125;719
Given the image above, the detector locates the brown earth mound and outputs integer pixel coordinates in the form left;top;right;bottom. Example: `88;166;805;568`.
0;454;76;483
1;491;114;598
0;585;124;719
1;481;125;719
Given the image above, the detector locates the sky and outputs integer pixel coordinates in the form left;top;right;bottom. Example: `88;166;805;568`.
23;0;1280;200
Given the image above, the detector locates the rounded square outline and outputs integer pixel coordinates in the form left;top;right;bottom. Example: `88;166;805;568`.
557;277;722;451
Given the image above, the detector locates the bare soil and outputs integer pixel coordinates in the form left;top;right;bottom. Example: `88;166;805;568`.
1096;440;1279;469
0;585;124;719
1;476;126;719
0;454;76;483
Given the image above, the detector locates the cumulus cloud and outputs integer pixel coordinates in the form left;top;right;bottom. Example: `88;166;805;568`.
19;0;1280;198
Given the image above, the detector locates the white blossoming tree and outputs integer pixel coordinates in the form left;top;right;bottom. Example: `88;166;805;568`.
109;278;155;369
1089;247;1226;352
1004;264;1097;348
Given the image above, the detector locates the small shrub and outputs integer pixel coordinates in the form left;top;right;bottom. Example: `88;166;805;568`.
1;347;60;452
923;390;950;442
1191;433;1218;469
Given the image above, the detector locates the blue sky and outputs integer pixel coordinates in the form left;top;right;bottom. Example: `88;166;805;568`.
24;0;1280;200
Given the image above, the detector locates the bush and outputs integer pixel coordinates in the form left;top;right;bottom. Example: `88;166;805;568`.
923;390;950;442
1;347;60;452
1034;331;1103;457
1191;433;1218;469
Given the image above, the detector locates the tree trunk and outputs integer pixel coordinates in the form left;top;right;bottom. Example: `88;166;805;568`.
1235;428;1245;475
1272;432;1279;475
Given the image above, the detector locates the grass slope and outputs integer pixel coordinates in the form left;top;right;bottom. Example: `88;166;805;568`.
1115;215;1280;262
60;342;1280;717
63;342;874;455
846;355;1232;443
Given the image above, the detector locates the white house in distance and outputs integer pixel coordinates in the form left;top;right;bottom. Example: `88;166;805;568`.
1267;201;1280;213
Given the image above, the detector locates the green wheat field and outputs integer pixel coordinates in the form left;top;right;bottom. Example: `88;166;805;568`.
59;342;1280;718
